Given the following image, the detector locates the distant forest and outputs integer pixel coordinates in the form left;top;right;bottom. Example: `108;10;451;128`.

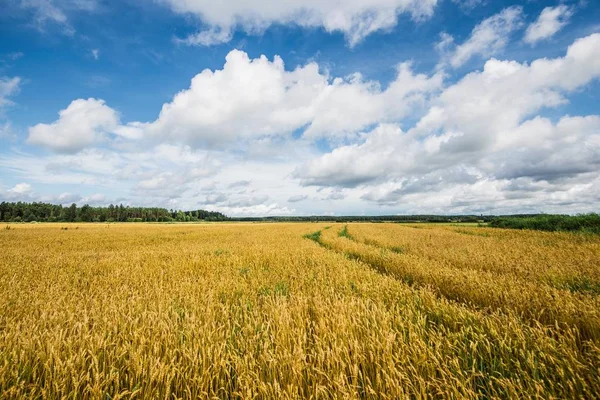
0;202;228;223
0;201;493;223
1;202;597;233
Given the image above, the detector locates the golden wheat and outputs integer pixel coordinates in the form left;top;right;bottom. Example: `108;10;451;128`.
0;223;599;399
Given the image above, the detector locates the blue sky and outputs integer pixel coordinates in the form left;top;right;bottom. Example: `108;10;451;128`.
0;0;599;216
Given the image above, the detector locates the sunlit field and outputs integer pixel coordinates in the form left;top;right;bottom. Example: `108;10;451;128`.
1;223;599;398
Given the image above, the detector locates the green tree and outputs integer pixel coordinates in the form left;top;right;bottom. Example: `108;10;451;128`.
80;204;92;222
67;203;77;222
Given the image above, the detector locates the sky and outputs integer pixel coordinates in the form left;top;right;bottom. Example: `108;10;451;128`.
0;0;599;216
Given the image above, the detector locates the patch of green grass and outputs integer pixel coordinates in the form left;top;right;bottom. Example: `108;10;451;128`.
303;231;322;243
454;229;490;237
551;276;600;295
257;281;290;297
274;281;289;297
338;225;353;239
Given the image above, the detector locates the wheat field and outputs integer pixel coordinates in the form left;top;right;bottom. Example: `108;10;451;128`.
1;223;599;399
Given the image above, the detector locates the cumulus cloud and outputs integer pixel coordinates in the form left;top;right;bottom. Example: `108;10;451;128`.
200;189;290;216
295;124;406;187
0;182;34;202
142;50;442;146
51;192;107;205
0;182;102;206
8;27;600;215
129;144;222;198
144;51;322;145
440;6;523;68
0;143;227;204
8;182;32;195
135;166;217;198
524;5;574;45
164;0;439;47
303;63;443;139
295;34;600;212
0;188;109;206
493;115;600;182
27;98;119;153
22;49;441;152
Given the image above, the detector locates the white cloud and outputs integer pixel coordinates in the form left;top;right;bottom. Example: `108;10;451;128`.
441;6;523;68
142;50;442;145
298;113;600;213
0;182;35;202
303;63;443;139
145;50;322;145
134;163;219;198
296;124;406;187
0;139;306;213
113;121;146;140
295;34;600;212
27;98;120;153
164;0;439;47
6;190;109;206
216;203;295;217
91;49;99;60
179;26;233;46
20;49;440;155
524;5;574;45
8;182;32;195
0;76;21;113
7;29;600;215
430;33;600;144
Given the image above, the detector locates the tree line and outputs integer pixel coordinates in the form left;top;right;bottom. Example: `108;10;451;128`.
0;202;228;223
0;202;495;223
489;214;600;234
6;201;594;230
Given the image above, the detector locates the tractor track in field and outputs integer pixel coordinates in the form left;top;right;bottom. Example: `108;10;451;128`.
303;225;600;343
